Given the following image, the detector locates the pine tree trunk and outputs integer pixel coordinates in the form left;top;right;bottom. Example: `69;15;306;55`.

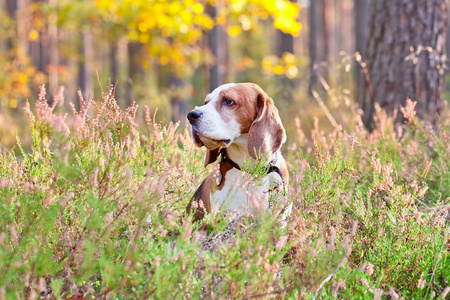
17;0;29;65
48;0;59;96
309;0;329;95
354;0;370;107
361;0;447;129
276;29;295;100
78;30;94;103
110;42;118;86
207;3;227;91
126;42;144;106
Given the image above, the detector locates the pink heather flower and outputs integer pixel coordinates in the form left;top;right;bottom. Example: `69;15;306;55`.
360;278;372;292
371;157;382;174
400;98;417;125
366;262;374;276
417;273;426;289
52;86;65;109
410;180;419;192
382;163;393;176
374;288;383;300
441;287;450;299
53;116;70;137
418;186;429;198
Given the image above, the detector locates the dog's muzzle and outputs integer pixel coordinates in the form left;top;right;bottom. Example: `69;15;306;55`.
187;110;203;125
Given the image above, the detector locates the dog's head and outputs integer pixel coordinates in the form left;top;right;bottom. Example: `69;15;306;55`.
187;83;286;167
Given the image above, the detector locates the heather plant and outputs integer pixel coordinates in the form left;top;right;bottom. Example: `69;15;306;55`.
0;85;449;299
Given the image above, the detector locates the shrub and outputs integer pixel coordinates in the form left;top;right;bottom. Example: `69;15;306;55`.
0;85;449;298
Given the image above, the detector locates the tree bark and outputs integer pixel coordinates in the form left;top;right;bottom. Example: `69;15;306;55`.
48;0;58;96
276;31;294;56
170;76;189;127
17;0;30;65
207;3;227;92
78;30;94;103
354;0;370;106
110;42;118;87
276;29;295;99
309;0;329;95
126;42;144;106
361;0;447;129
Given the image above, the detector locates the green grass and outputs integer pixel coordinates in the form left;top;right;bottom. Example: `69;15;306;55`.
0;85;449;299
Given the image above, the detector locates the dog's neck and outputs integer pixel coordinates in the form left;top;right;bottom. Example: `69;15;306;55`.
225;134;276;168
225;134;249;167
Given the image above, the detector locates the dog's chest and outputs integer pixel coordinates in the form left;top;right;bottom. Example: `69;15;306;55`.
210;168;282;216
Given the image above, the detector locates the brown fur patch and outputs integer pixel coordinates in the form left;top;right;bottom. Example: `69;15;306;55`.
187;174;213;222
247;88;286;159
214;83;260;133
217;162;233;190
186;161;233;222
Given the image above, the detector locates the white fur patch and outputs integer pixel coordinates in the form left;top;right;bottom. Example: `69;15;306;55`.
210;151;286;218
210;169;270;217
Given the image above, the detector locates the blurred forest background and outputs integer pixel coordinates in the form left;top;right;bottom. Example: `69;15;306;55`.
0;0;448;149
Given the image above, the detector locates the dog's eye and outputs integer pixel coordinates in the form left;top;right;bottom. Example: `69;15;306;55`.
223;98;234;106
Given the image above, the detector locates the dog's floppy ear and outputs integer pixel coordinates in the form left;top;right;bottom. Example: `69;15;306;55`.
204;148;221;167
247;89;286;160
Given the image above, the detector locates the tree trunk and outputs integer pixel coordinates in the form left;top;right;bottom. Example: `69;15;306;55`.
361;0;447;129
276;29;295;99
109;40;119;101
17;0;29;65
354;0;370;107
170;76;189;127
207;3;227;92
110;42;118;87
48;0;58;97
126;42;144;106
78;30;94;103
309;0;329;95
276;31;294;56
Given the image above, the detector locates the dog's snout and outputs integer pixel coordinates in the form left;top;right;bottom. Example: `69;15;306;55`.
187;110;203;125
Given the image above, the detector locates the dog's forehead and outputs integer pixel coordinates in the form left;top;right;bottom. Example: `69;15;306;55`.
205;83;236;103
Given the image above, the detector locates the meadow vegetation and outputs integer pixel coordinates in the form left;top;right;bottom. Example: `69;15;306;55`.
0;84;449;299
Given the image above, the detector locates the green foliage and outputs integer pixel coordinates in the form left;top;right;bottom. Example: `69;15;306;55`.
0;85;449;298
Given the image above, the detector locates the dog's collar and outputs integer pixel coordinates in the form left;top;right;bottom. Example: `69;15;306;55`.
220;148;242;170
219;148;283;179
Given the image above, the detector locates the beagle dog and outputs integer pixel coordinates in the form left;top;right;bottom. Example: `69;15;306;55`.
186;83;289;222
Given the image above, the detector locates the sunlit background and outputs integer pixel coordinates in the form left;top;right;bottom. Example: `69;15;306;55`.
1;0;441;150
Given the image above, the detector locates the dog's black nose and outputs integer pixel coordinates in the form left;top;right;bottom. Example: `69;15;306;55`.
187;110;203;124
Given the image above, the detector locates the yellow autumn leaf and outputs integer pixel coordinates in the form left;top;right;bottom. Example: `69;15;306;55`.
216;15;227;26
262;57;273;69
193;3;204;14
288;22;302;36
29;29;39;41
138;22;148;32
283;52;296;64
146;18;156;29
232;1;244;12
9;98;17;109
159;56;169;65
193;15;214;30
179;10;192;24
139;33;150;43
273;65;284;75
286;66;298;79
127;31;138;41
228;26;241;37
169;1;181;14
18;73;27;83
